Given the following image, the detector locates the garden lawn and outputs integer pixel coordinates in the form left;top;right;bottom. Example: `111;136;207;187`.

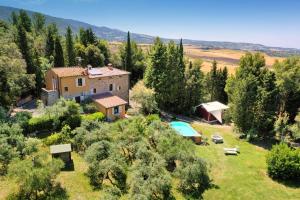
56;152;102;200
191;122;300;200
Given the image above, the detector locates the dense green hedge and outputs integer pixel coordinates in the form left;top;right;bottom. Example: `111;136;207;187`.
28;116;53;133
81;112;105;121
266;143;300;180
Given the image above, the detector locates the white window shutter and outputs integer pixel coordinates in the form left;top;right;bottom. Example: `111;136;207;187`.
119;106;122;114
82;78;86;86
112;108;114;115
75;78;78;87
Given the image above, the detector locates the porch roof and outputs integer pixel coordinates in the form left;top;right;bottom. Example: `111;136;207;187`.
92;93;127;108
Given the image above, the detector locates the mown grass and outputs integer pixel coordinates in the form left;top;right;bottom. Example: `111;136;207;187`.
191;122;300;200
56;153;102;200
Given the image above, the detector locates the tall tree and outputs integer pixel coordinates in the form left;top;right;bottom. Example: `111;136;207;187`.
226;53;278;137
206;62;228;103
16;24;35;74
0;28;35;107
85;44;104;67
18;10;31;32
79;27;87;46
144;37;167;106
10;11;18;26
164;41;180;110
45;24;57;58
97;39;110;65
184;60;204;113
176;39;186;112
220;67;228;103
207;60;218;101
54;37;65;67
65;26;76;66
32;13;45;34
124;31;133;71
120;34;145;86
274;57;300;122
86;28;96;45
79;28;96;46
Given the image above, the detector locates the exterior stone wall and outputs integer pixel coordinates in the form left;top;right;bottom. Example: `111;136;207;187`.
41;88;59;106
89;74;129;102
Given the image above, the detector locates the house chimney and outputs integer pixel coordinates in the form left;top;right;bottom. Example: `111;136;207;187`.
107;63;113;70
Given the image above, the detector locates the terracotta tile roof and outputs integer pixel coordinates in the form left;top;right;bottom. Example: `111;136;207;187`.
92;93;127;108
50;66;129;78
51;67;87;77
88;67;130;78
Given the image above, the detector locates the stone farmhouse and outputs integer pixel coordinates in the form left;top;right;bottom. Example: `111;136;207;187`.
41;64;130;120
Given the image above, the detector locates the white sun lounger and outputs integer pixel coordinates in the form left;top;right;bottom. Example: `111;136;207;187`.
224;147;240;153
224;150;238;155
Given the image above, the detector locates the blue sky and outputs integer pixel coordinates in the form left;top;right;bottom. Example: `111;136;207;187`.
1;0;300;48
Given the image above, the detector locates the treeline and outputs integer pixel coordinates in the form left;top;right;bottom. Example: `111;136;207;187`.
143;38;228;114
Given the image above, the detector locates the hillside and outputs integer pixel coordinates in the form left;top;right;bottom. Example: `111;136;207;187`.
1;5;300;57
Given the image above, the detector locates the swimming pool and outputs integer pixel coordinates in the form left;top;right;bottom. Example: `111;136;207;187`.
170;121;200;137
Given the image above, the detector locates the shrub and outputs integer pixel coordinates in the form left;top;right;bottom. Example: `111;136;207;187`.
266;143;300;180
130;81;158;114
82;103;98;114
145;114;160;124
61;114;82;129
44;133;64;146
12;111;32;134
81;112;105;121
28;116;53;133
44;125;73;146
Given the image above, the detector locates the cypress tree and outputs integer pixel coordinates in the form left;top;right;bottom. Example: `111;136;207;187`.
86;28;96;44
184;60;203;113
54;37;65;67
18;10;31;32
207;60;218;101
45;27;55;58
176;39;186;113
165;41;179;111
144;37;167;106
65;26;76;66
11;11;18;26
33;13;45;34
79;27;87;46
16;25;35;74
125;31;133;71
219;67;228;103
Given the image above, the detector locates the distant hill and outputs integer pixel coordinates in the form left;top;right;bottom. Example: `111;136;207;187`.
1;5;299;56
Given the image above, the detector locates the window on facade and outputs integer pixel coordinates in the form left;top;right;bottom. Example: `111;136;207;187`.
93;88;97;94
118;86;121;91
64;87;68;92
114;106;119;115
78;78;83;86
109;84;113;91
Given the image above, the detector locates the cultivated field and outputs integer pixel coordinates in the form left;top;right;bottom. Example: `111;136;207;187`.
109;42;285;74
184;45;285;74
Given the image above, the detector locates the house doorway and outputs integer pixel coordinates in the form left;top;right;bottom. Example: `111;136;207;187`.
75;96;81;103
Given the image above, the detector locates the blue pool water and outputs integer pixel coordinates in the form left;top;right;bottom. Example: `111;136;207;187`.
170;121;200;137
